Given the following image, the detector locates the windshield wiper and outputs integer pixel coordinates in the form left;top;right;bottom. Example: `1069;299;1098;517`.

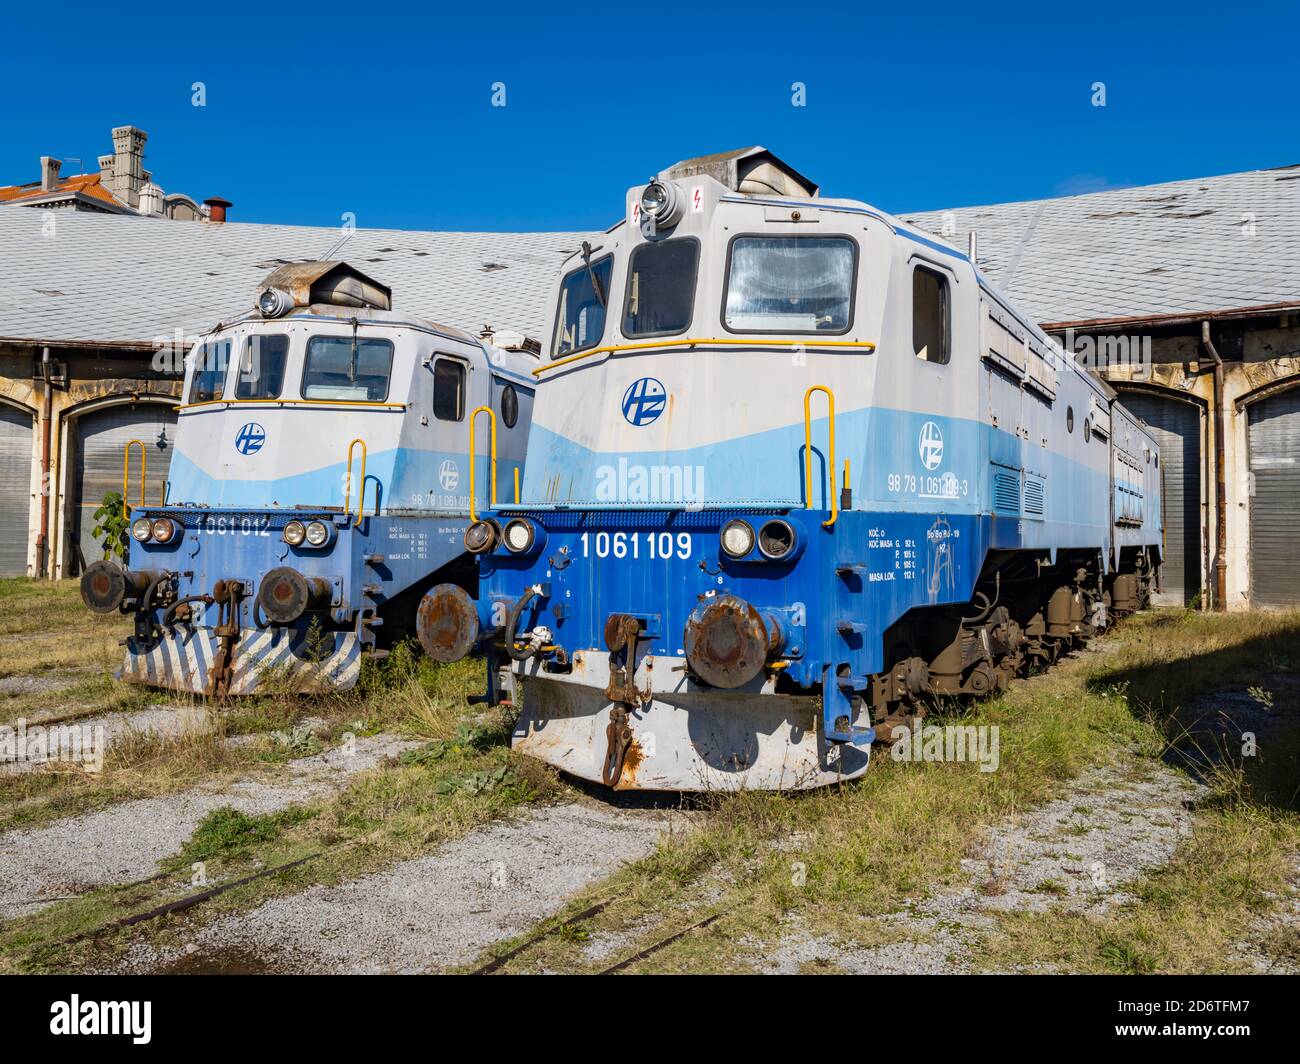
581;241;607;309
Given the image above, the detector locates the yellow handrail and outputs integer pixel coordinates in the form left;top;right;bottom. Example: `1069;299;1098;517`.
803;386;837;529
514;466;520;504
122;439;146;517
469;406;497;522
344;438;368;520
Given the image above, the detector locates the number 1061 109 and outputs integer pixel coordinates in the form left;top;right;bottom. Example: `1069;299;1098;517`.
580;531;692;560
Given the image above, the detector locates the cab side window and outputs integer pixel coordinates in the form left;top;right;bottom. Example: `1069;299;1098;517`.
913;265;950;365
189;339;232;402
433;358;465;421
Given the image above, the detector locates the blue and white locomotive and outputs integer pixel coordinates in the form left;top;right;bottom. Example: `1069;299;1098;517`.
80;261;535;696
428;148;1163;791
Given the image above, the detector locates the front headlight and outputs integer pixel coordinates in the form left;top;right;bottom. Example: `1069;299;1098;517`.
150;517;179;544
720;519;755;559
757;519;796;560
503;518;536;554
283;519;306;546
131;517;153;543
464;520;497;554
304;520;331;547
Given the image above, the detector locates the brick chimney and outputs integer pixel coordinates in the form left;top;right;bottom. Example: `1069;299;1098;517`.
109;126;148;208
39;156;61;192
203;196;232;223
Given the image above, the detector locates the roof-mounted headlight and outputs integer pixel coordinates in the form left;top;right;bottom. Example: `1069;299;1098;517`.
257;287;293;318
640;180;685;229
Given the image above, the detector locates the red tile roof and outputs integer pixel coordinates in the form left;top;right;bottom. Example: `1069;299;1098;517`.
0;172;125;208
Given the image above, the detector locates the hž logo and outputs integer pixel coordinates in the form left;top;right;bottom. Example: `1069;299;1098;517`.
438;459;459;492
622;377;667;427
234;422;266;456
918;420;944;470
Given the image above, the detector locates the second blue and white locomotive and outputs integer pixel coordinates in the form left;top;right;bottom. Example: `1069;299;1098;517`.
80;261;535;696
429;147;1163;791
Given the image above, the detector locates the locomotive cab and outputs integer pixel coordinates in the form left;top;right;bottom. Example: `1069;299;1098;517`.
80;261;536;696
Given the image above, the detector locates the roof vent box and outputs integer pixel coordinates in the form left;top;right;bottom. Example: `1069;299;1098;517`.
659;147;818;199
255;261;392;317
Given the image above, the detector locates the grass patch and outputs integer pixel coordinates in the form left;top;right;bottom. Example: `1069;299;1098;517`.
173;806;319;865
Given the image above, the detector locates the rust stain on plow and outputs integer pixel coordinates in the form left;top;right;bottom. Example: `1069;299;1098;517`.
616;737;643;788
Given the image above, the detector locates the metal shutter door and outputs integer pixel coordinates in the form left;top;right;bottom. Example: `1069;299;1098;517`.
1117;394;1201;605
0;406;33;576
1248;389;1300;607
73;404;177;572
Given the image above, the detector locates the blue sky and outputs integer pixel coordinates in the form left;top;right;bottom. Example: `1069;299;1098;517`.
4;0;1296;231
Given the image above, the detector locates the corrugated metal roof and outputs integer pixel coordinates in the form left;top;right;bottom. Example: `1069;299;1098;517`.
902;164;1300;327
0;208;592;347
2;162;1297;348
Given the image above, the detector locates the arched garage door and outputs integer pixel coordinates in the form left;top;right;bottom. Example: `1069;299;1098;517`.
1248;388;1300;607
1117;393;1202;605
72;403;176;572
0;405;33;576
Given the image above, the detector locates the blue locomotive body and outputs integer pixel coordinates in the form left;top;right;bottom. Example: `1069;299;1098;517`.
429;149;1163;791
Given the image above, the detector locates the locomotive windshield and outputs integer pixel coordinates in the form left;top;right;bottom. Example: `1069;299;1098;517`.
302;336;395;401
622;238;699;338
189;338;232;402
724;236;856;333
553;255;612;358
235;334;290;399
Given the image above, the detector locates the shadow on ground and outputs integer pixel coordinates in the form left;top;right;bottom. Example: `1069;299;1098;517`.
1086;611;1300;810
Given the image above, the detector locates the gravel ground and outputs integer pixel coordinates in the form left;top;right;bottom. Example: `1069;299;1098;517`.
0;733;417;922
0;674;82;697
2;704;218;777
116;801;683;974
754;758;1205;974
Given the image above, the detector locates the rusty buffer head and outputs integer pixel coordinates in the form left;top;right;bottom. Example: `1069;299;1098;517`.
80;560;132;614
417;584;480;663
257;567;329;624
684;594;771;689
